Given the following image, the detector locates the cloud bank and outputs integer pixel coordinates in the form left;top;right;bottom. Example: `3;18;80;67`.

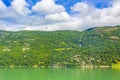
0;0;120;31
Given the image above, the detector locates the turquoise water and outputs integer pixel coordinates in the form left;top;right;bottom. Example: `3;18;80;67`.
0;68;120;80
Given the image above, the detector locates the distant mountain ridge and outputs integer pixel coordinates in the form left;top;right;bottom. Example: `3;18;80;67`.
0;25;120;67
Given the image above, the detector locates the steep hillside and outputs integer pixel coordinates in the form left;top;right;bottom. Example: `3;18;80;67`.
0;25;120;67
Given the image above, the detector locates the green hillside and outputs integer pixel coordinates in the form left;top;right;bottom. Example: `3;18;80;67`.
0;25;120;67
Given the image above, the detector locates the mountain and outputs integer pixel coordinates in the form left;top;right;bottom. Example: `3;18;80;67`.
0;25;120;67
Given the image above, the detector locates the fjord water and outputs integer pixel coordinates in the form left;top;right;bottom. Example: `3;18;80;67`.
0;68;120;80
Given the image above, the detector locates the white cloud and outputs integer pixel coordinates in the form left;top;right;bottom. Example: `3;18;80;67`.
0;1;18;19
0;0;120;31
45;12;70;21
71;2;95;17
32;0;65;15
0;0;7;9
70;1;120;30
11;0;31;16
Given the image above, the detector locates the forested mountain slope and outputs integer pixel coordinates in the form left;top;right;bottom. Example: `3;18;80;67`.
0;25;120;67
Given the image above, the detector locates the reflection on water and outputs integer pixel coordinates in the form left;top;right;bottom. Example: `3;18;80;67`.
0;68;120;80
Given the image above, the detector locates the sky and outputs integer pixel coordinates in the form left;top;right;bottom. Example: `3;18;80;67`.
0;0;120;31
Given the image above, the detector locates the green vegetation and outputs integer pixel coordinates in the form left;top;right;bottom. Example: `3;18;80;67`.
112;62;120;68
0;25;120;67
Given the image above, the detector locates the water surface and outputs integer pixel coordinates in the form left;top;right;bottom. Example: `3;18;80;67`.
0;68;120;80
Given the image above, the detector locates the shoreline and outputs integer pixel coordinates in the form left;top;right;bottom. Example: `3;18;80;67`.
0;65;112;69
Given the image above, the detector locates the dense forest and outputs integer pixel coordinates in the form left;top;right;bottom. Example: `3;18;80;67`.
0;25;120;68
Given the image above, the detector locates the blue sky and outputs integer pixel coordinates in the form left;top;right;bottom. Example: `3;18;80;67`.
2;0;112;12
0;0;120;31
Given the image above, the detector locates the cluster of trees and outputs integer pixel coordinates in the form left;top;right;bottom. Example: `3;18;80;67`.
0;26;120;67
